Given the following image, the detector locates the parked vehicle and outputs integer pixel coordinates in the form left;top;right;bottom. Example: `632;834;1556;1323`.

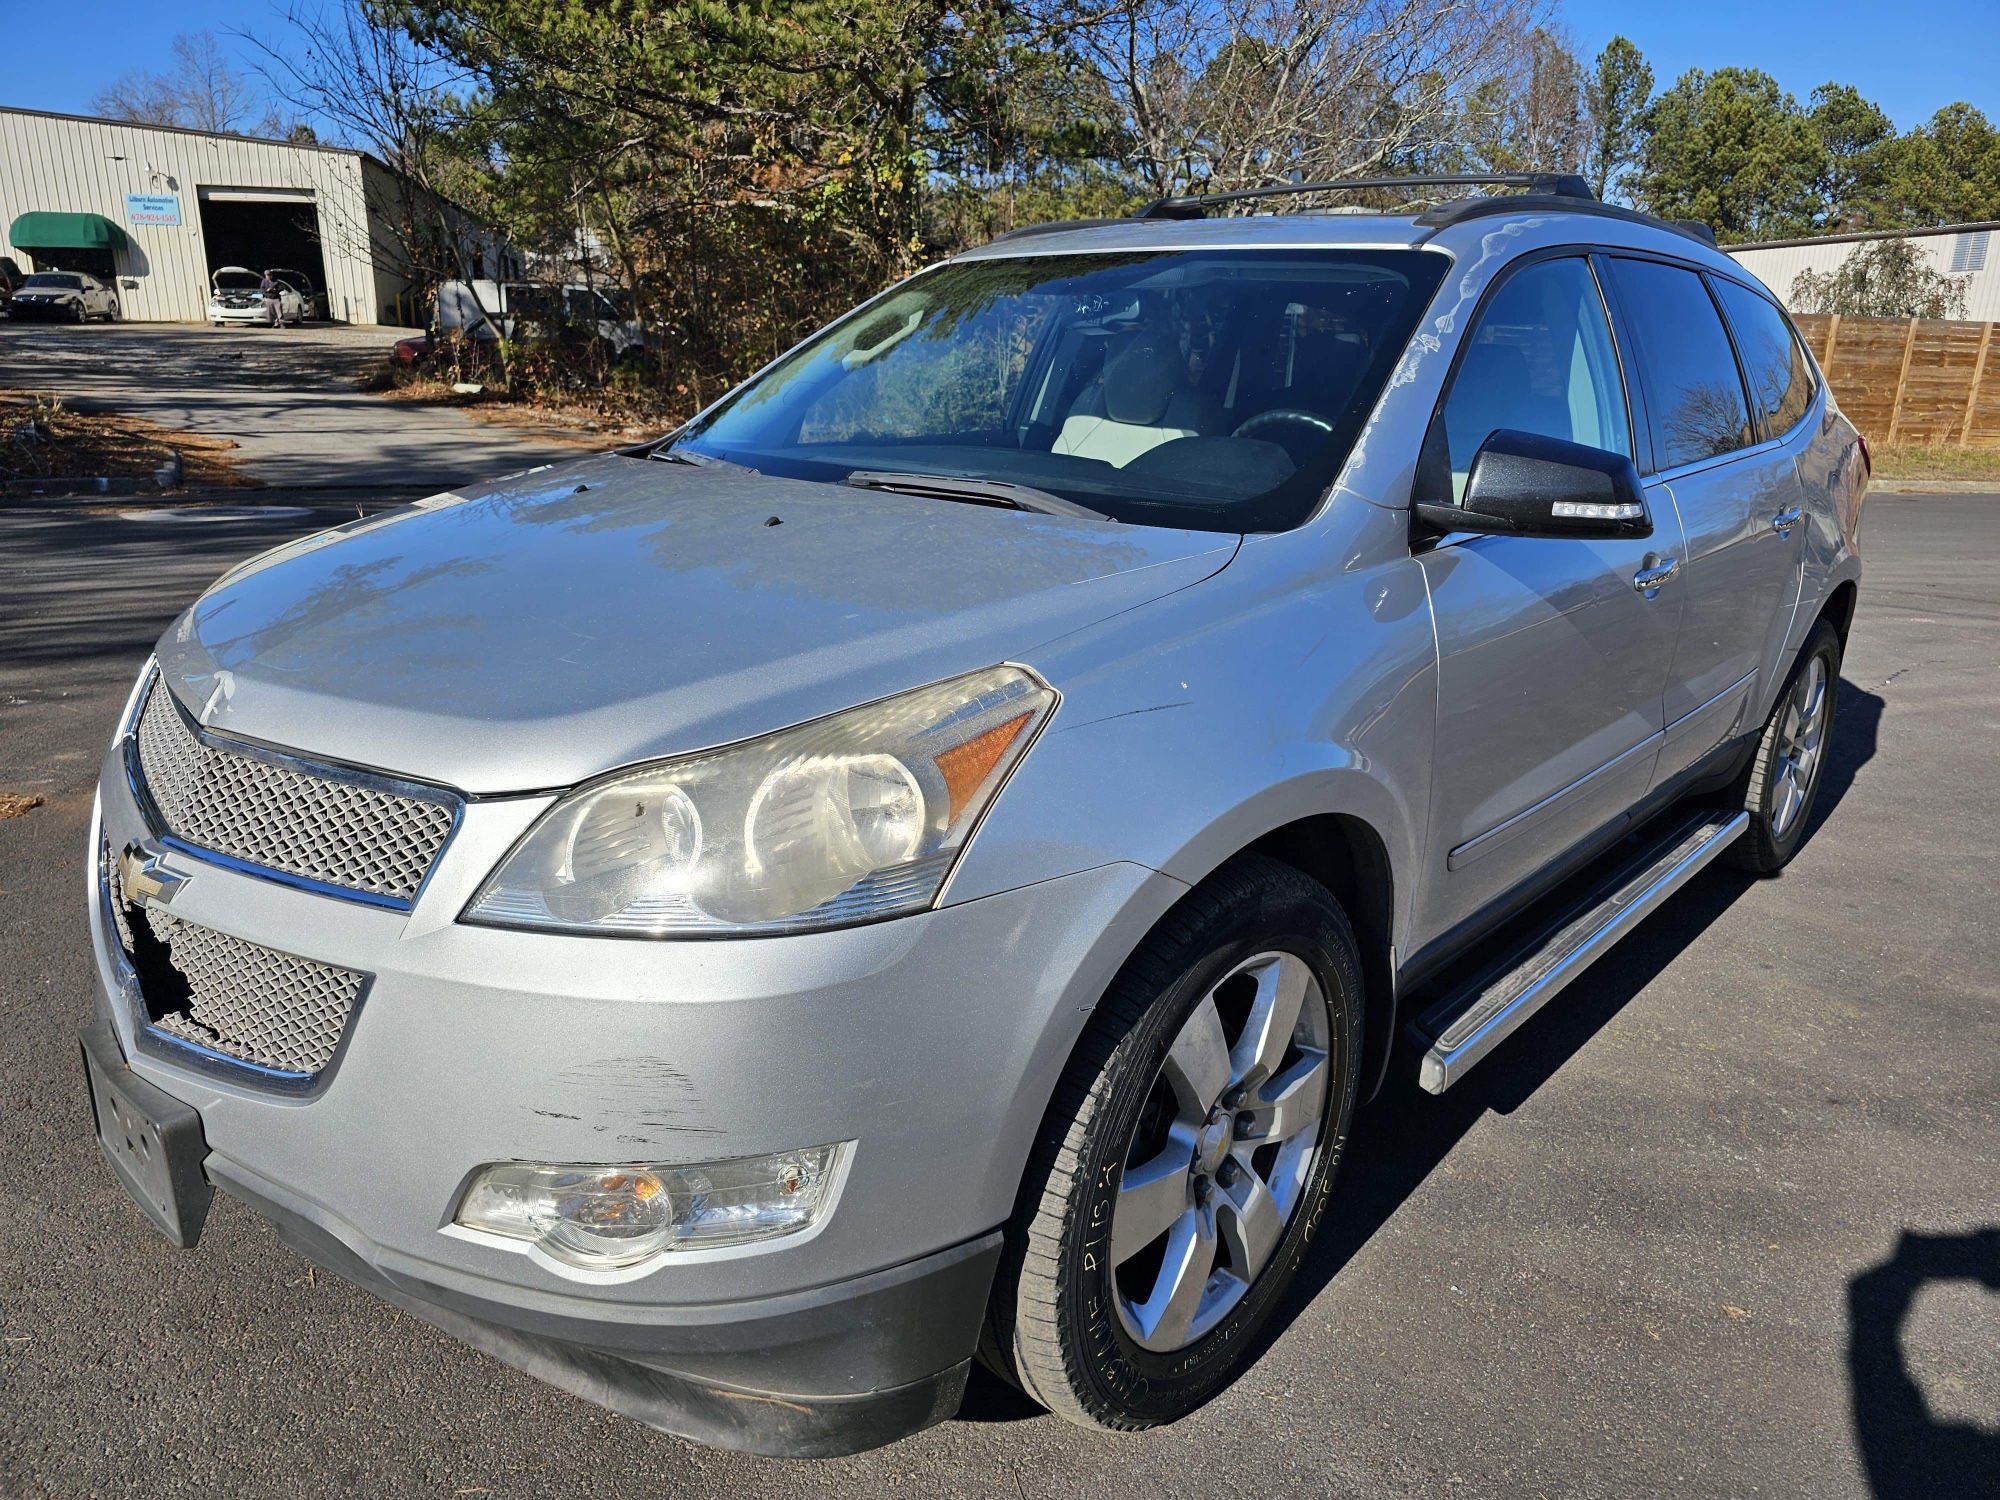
83;174;1864;1459
207;266;304;326
435;277;645;356
0;256;25;314
11;269;118;322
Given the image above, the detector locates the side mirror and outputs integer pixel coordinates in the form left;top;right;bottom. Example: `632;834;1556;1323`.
1414;428;1651;540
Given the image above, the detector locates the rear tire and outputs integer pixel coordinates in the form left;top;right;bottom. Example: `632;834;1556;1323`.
1727;619;1841;874
983;855;1362;1429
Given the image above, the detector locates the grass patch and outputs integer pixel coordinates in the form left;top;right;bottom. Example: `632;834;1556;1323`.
1869;444;2000;483
1;391;257;489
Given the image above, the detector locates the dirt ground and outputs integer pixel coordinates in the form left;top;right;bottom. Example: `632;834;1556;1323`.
1;389;256;489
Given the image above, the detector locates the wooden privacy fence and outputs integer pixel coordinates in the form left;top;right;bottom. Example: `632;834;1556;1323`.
1793;312;2000;449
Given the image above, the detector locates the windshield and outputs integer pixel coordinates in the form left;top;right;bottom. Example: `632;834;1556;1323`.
674;249;1447;532
25;273;83;289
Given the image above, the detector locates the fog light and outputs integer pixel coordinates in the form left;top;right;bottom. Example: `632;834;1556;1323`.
455;1144;847;1271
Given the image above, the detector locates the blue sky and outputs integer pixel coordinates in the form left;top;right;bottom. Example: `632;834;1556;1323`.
1;2;1992;136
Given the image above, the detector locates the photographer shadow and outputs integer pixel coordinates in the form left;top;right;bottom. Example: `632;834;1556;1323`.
1848;1228;2000;1499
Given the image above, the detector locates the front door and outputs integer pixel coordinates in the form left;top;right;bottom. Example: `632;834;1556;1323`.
1413;254;1682;948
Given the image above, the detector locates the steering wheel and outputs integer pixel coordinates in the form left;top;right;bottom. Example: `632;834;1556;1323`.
1231;408;1334;440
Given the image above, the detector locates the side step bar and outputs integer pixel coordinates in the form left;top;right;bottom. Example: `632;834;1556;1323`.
1408;809;1750;1094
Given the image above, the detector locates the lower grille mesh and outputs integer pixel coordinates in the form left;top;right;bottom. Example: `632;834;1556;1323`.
101;836;365;1078
140;908;363;1076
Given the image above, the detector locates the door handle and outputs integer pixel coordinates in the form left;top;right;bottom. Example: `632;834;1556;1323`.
1772;506;1803;535
1632;558;1680;594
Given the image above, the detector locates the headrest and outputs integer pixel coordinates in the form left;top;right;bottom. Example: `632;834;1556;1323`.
1100;341;1178;425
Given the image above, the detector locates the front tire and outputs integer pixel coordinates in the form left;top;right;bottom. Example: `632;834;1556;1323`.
1728;619;1842;874
985;855;1362;1429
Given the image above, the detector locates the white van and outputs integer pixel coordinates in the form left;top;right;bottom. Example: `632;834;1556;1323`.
435;279;644;356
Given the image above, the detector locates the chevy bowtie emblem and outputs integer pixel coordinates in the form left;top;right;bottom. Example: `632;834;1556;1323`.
117;842;187;909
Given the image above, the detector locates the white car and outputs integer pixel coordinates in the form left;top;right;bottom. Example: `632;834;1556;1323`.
208;266;305;327
10;270;119;322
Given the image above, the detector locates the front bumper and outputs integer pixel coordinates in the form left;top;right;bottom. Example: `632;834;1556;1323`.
90;735;1185;1451
209;303;271;323
10;298;78;319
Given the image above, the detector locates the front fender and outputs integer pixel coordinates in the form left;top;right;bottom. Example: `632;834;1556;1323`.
945;497;1438;961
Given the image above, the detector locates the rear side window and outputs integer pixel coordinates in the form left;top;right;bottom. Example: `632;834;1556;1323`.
1711;277;1814;438
1606;258;1755;471
1438;257;1630;498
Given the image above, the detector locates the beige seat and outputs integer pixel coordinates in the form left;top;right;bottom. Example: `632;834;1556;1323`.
1052;340;1215;466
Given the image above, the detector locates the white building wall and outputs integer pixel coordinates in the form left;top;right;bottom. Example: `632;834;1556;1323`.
0;107;387;323
1730;224;2000;323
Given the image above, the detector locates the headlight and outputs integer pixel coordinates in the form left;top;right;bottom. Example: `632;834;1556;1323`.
455;1144;847;1270
463;664;1054;936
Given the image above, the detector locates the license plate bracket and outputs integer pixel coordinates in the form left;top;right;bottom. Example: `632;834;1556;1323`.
80;1023;212;1248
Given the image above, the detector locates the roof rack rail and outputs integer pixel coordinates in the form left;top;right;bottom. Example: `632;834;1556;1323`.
1133;172;1594;221
1412;192;1722;251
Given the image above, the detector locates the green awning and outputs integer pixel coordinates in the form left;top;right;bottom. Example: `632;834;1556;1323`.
8;211;127;252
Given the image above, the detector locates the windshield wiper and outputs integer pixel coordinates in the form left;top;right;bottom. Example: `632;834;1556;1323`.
844;470;1110;522
648;442;753;474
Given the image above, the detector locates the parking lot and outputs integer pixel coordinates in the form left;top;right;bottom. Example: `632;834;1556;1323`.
0;321;582;492
0;485;1995;1498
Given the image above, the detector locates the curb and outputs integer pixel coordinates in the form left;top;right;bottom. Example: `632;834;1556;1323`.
1866;478;2000;495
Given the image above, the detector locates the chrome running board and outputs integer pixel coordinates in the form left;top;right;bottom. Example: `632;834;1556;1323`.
1409;809;1750;1094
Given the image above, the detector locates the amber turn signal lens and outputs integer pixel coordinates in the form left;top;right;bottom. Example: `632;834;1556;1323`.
934;712;1032;821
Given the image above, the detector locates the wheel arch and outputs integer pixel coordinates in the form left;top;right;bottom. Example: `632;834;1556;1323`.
1236;814;1399;1102
1818;577;1859;645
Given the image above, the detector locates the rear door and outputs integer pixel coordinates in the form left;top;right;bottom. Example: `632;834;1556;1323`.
1710;274;1817;695
1600;257;1804;784
1414;253;1683;943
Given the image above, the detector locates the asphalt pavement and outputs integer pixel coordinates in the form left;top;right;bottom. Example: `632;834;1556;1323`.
0;490;1994;1499
0;321;584;492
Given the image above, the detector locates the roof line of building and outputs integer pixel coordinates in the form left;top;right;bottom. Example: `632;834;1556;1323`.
0;102;374;163
1730;219;2000;253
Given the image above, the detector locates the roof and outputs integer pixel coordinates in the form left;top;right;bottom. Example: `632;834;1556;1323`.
1730;220;2000;253
956;213;1435;260
958;201;1734;272
0;104;386;171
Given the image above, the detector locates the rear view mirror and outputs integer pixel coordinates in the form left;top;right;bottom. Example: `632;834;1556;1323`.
1414;428;1650;540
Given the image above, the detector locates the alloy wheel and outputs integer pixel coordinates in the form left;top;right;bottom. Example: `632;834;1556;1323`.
1770;655;1828;838
1110;950;1332;1353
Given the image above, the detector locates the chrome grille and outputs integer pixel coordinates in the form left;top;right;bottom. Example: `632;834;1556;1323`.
132;677;457;904
138;905;364;1076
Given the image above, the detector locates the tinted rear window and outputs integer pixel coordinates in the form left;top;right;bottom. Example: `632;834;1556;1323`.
1606;258;1754;471
1712;277;1814;438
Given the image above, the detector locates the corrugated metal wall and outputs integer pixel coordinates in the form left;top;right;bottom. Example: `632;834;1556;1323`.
1730;226;2000;323
0;107;388;323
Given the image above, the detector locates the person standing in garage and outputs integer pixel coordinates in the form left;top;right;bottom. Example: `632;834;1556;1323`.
261;270;283;328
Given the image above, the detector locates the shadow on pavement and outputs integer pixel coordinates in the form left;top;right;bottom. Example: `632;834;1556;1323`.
1847;1228;2000;1498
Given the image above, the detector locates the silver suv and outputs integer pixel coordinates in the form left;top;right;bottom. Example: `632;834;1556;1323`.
82;174;1865;1457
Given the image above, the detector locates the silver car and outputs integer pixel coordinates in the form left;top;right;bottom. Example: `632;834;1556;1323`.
83;174;1865;1457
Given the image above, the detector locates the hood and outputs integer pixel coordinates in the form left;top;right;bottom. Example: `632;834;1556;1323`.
157;455;1238;793
212;266;261;290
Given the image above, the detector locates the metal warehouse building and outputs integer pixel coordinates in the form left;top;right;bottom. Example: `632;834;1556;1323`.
1730;221;2000;322
0;105;506;325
